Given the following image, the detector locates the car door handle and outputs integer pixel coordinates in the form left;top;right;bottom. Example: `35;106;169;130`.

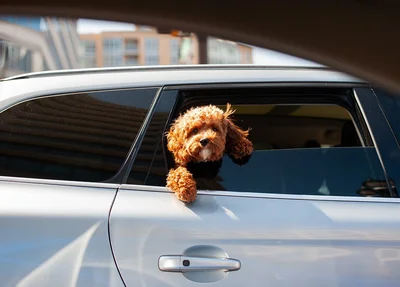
158;255;241;272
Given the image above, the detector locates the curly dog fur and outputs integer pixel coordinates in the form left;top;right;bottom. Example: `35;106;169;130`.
166;103;253;203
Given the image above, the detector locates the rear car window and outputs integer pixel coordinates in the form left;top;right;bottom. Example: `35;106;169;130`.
0;88;158;182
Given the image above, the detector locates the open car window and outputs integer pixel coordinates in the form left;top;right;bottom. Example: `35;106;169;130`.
129;87;390;198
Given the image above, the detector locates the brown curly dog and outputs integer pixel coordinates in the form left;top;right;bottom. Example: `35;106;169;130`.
166;103;253;203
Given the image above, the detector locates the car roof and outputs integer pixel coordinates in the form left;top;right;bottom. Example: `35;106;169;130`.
0;65;364;111
2;64;360;82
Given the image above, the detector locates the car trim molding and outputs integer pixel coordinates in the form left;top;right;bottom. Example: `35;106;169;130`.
1;175;398;203
120;184;400;203
0;175;120;189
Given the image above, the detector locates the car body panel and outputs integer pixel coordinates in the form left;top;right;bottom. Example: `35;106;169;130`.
0;177;124;287
108;80;400;286
110;185;400;287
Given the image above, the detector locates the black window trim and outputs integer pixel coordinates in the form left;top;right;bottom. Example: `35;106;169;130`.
163;82;369;91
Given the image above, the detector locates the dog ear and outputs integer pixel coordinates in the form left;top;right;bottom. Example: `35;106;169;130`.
166;123;190;166
224;103;253;165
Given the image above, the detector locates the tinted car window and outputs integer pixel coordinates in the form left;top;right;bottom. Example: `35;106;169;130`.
373;88;400;146
0;88;158;182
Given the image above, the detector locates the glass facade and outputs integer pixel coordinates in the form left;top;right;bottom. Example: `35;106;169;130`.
0;16;42;31
0;16;81;76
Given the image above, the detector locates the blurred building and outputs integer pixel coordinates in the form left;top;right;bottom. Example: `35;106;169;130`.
208;38;252;64
79;27;253;68
0;17;253;79
0;16;81;78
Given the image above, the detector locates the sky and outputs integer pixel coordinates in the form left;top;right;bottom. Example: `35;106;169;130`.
77;19;322;67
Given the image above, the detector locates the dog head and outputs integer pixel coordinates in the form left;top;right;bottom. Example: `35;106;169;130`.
166;103;253;166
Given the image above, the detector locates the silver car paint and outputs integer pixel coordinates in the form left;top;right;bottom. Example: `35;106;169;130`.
0;66;395;286
0;66;362;113
110;185;400;287
0;177;124;287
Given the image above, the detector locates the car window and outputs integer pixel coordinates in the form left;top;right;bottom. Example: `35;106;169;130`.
373;88;400;147
0;88;158;182
133;89;390;198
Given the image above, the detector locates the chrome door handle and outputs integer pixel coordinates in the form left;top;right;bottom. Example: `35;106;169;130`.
159;255;241;272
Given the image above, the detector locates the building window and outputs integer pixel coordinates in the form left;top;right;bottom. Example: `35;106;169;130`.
170;39;179;65
125;39;138;54
144;38;160;65
4;43;32;73
145;55;159;65
80;40;96;68
83;41;96;56
144;38;159;65
103;38;123;67
144;38;159;51
103;38;123;54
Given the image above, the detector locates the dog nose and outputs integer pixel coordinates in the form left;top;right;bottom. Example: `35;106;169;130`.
200;138;209;147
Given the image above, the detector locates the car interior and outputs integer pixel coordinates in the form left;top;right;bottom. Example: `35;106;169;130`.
214;103;362;150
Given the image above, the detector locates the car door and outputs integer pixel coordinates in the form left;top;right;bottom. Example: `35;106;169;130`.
0;85;159;287
109;84;400;287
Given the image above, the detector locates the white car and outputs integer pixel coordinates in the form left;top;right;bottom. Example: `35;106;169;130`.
1;65;400;287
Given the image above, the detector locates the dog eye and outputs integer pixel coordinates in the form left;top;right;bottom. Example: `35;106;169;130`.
192;128;198;134
212;127;218;132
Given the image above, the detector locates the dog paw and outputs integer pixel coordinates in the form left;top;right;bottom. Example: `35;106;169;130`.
166;166;197;203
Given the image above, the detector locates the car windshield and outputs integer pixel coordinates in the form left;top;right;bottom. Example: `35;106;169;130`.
0;16;323;79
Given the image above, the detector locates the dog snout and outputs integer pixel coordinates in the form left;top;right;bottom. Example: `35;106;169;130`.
200;138;209;147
